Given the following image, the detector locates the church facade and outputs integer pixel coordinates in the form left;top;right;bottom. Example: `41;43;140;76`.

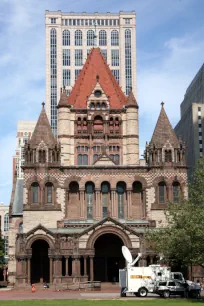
8;48;187;286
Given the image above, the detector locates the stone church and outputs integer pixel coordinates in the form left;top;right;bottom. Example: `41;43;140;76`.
8;48;187;286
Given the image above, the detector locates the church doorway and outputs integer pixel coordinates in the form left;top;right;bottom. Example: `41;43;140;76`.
94;234;125;282
31;240;50;283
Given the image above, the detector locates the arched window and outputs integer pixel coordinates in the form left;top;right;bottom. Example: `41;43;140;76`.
115;154;120;165
87;30;95;46
31;182;39;203
39;150;46;163
96;103;100;110
101;102;106;109
4;214;9;232
115;117;120;130
93;116;103;131
46;182;53;203
132;182;143;218
99;30;107;46
109;117;114;130
125;29;132;95
83;118;87;130
19;222;23;233
90;102;95;109
111;30;119;46
165;150;172;162
75;30;82;46
117;182;126;219
68;182;80;218
78;154;88;165
86;182;95;219
93;154;98;162
173;182;181;203
158;182;166;204
101;182;110;217
62;30;70;46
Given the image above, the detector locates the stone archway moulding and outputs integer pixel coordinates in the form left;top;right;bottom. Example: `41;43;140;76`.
86;225;132;249
25;234;55;250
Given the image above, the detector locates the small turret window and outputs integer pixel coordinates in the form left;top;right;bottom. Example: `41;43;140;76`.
165;150;172;162
31;182;39;203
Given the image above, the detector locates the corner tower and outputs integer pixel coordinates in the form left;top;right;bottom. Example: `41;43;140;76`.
57;48;139;166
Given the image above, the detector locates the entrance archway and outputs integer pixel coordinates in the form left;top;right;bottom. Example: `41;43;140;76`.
31;240;49;283
94;234;125;282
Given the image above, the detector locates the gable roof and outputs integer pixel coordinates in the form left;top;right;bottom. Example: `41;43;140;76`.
93;153;116;166
68;48;127;109
78;216;140;238
150;103;179;147
29;103;57;148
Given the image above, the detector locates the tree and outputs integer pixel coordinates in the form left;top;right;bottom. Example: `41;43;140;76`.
0;237;5;268
146;157;204;269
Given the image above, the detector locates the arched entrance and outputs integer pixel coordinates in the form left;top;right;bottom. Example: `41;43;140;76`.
94;234;125;282
31;240;50;283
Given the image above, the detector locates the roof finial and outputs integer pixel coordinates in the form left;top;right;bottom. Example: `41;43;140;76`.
161;101;164;107
96;75;100;81
42;102;45;108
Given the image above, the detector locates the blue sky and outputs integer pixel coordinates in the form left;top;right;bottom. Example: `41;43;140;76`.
0;0;204;205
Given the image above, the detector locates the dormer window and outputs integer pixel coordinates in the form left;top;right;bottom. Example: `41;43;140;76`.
94;90;102;98
101;102;106;109
90;103;95;109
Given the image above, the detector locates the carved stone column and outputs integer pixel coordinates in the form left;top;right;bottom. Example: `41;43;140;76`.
49;257;53;283
53;256;62;277
127;189;132;219
84;256;87;276
80;189;85;219
65;256;69;276
111;189;116;218
72;255;81;276
27;257;31;284
142;188;146;218
90;256;94;281
95;189;101;220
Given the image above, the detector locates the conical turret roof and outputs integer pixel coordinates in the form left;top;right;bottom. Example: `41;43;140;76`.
58;87;70;108
29;103;57;148
150;102;179;146
126;88;138;108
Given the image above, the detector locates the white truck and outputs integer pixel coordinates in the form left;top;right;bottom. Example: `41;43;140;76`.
119;246;186;297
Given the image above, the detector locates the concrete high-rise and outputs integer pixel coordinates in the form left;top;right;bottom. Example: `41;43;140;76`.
45;11;136;134
175;64;204;178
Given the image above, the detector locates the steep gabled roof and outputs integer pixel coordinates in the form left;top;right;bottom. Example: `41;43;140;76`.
29;103;57;148
150;103;179;146
126;88;138;108
68;48;127;108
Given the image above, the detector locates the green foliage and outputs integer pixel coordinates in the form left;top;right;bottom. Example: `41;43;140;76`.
146;156;204;268
0;236;5;267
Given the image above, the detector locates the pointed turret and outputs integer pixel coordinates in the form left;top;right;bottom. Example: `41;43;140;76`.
150;102;178;147
144;103;185;166
57;87;71;109
126;88;138;108
24;103;60;165
29;102;57;148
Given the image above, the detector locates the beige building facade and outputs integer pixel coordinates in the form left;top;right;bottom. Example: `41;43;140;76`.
0;203;9;262
13;121;36;179
45;10;136;134
8;49;187;287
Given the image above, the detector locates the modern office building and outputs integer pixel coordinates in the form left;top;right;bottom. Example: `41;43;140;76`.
13;121;36;180
175;64;204;178
0;203;9;262
45;10;136;134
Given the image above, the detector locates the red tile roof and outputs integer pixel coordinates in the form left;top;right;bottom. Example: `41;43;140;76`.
68;48;127;109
